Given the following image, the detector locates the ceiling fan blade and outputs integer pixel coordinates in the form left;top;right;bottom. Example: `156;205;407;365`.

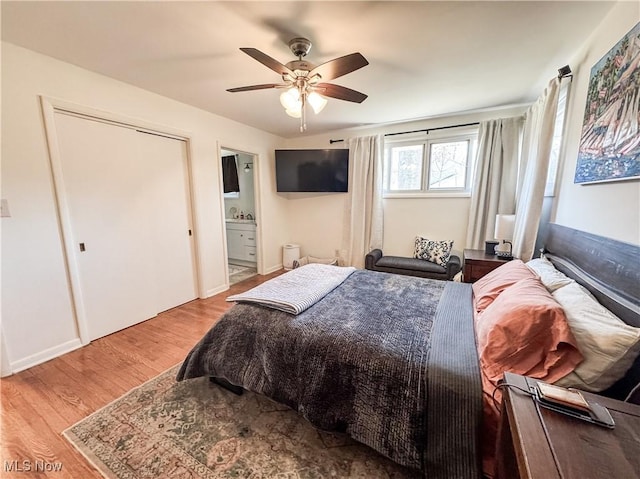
315;83;368;103
239;47;294;77
227;83;284;93
309;53;369;81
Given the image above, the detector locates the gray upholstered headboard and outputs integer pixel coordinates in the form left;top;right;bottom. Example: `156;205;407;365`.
542;223;640;401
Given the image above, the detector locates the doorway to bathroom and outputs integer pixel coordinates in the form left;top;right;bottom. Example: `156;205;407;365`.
221;148;258;285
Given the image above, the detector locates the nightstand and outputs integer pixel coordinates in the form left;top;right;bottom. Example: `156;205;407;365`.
495;372;640;479
462;249;510;283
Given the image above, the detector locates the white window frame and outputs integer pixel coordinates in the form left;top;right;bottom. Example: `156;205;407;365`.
383;129;478;198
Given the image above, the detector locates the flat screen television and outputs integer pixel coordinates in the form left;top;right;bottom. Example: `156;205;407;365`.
275;149;349;192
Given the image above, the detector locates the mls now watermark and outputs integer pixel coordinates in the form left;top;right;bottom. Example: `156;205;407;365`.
4;459;63;473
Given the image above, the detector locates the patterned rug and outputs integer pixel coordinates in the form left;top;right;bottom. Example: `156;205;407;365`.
228;264;248;275
228;264;257;285
64;365;418;478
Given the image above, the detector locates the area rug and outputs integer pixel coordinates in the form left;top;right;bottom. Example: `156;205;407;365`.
228;264;248;275
228;264;257;285
64;365;418;478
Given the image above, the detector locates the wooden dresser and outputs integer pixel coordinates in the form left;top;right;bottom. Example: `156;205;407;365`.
496;372;640;479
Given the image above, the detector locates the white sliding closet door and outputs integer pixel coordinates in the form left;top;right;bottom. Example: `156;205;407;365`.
54;113;197;341
137;131;197;313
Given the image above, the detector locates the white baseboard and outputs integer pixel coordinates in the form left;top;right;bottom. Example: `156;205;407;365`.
205;284;229;298
9;338;83;375
263;264;284;274
204;265;283;298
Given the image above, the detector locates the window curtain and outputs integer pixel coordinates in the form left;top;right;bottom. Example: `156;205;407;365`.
512;77;560;261
222;155;239;193
342;135;384;268
466;117;522;249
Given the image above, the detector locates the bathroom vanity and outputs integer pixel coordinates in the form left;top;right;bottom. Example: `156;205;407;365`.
225;220;257;263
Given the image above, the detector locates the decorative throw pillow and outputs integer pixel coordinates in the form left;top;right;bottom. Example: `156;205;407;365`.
413;236;453;267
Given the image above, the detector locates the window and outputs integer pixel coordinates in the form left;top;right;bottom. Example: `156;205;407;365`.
387;144;422;190
383;132;477;196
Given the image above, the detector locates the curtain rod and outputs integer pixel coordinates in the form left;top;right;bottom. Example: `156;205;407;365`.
329;121;480;144
329;64;572;145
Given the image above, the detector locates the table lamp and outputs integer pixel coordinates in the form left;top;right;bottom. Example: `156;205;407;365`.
494;214;515;260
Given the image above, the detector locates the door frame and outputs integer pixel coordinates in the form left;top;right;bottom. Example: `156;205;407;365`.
218;144;263;284
40;96;202;345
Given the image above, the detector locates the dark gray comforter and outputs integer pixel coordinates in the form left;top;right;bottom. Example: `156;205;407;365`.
177;270;481;478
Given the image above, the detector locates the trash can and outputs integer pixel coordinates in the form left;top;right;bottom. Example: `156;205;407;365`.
283;244;300;270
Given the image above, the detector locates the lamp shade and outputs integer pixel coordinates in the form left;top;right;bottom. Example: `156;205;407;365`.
280;88;301;111
285;108;302;118
495;214;515;240
308;92;328;114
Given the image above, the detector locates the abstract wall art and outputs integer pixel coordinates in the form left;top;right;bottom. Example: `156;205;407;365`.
575;22;640;184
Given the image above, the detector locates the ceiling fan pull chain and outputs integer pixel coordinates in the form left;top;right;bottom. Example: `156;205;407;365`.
301;93;307;132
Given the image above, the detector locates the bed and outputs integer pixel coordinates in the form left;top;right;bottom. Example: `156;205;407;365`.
178;265;482;477
475;224;640;476
177;224;640;479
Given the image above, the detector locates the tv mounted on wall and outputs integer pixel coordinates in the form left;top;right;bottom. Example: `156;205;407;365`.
275;149;349;193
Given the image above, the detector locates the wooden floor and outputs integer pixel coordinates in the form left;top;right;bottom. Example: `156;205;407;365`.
1;271;282;478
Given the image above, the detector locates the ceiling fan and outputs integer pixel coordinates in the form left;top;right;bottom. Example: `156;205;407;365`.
227;37;369;132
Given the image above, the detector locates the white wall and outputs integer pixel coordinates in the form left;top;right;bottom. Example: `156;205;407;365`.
1;42;290;373
278;192;348;259
553;2;640;245
282;106;528;259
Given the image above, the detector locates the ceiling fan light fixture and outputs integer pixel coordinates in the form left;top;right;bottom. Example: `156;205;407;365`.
285;108;302;118
308;92;328;114
279;87;300;111
228;38;368;132
280;88;326;119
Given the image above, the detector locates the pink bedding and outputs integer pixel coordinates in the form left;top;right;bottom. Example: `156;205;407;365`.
472;259;537;312
474;274;583;477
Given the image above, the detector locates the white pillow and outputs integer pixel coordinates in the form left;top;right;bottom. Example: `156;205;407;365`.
526;256;574;292
553;282;640;392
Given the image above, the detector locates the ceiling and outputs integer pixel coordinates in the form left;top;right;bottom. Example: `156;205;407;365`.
1;1;615;138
